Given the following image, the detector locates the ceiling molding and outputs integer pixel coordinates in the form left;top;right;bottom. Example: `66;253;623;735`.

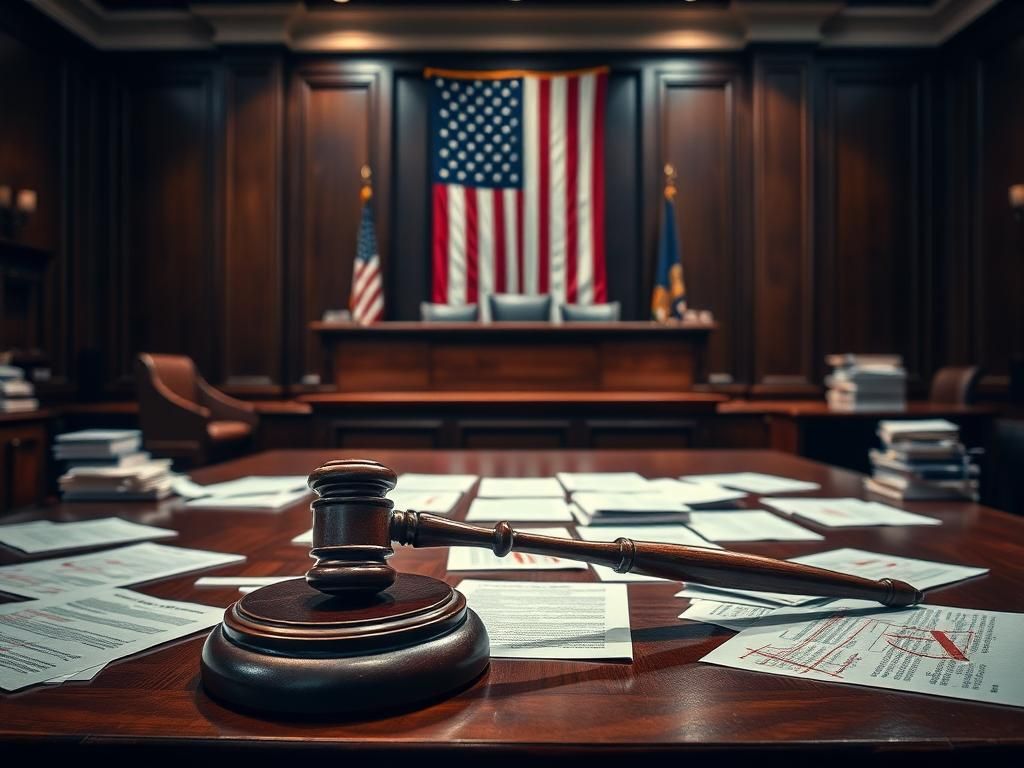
27;0;1004;53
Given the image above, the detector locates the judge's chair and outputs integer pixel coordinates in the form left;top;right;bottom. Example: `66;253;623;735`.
135;353;258;468
488;293;552;321
560;302;621;322
420;302;479;322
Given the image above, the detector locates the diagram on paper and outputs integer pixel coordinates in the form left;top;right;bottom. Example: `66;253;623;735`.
741;612;975;679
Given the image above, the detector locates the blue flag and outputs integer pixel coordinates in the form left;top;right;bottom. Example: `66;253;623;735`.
651;195;686;321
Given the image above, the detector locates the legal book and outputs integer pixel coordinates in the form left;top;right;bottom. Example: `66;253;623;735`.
868;449;977;480
0;380;33;398
877;419;959;444
864;476;977;502
60;451;153;469
0;398;39;413
53;429;143;458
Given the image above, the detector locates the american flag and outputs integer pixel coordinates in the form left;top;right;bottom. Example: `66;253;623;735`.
350;198;383;325
428;67;608;310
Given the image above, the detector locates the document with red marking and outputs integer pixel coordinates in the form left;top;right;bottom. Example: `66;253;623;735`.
701;600;1024;708
446;528;587;571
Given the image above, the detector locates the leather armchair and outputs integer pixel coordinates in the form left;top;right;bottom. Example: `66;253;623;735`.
560;302;621;322
488;293;552;322
135;353;258;467
929;366;983;405
420;302;479;322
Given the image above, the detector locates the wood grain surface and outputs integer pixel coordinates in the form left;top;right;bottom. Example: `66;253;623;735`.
1;449;1023;762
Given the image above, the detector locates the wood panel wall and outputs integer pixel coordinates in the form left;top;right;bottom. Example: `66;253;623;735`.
3;0;1023;401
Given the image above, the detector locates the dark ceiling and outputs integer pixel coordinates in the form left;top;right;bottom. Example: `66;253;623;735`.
94;0;940;11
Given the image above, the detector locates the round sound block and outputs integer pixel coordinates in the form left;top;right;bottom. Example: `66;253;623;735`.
200;573;490;716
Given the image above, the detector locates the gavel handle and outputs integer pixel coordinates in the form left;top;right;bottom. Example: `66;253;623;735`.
390;511;924;607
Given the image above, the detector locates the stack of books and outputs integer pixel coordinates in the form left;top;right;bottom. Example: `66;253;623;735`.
0;365;39;413
865;419;979;501
54;430;173;501
824;353;907;412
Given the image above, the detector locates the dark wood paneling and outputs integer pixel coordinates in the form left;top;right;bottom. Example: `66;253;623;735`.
817;60;931;386
655;65;749;384
113;63;222;387
287;65;383;384
752;54;813;391
223;55;283;387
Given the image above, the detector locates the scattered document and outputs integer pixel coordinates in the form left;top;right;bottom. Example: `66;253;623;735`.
180;475;311;511
700;600;1024;709
476;477;565;498
685;511;824;542
447;528;587;571
465;497;574;522
0;542;245;599
679;599;778;631
185;488;310;512
675;585;785;608
681;472;820;495
576;525;721;583
195;575;297;590
675;548;988;607
645;478;747;506
185;475;308;497
0;588;225;691
555;472;651;493
458;579;632;660
387;489;462;515
396;473;478;493
761;497;940;527
0;517;177;554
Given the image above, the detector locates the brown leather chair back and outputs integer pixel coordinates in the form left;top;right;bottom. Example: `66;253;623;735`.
143;354;199;403
929;366;983;405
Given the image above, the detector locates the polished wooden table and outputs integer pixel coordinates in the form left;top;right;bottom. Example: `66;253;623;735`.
2;449;1023;763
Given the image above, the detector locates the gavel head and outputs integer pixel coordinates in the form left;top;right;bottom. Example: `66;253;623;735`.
305;459;398;596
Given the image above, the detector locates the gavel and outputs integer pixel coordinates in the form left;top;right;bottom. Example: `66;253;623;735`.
306;459;923;606
200;458;923;717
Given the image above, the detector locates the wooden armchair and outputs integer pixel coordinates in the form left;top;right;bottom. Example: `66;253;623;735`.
135;353;258;468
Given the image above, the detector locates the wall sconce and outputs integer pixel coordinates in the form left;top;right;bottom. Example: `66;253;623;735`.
1010;184;1024;222
0;186;36;240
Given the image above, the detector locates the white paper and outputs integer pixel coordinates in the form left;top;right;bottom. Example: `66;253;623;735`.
681;472;820;495
458;579;632;660
0;542;245;599
187;475;308;497
184;487;310;512
761;497;940;527
685;511;824;542
645;478;747;506
675;585;786;608
700;600;1024;709
555;472;651;493
387;489;462;515
676;548;988;607
465;497;574;522
446;527;586;571
170;475;215;499
576;525;721;583
195;575;297;589
396;473;479;493
679;599;778;631
572;492;690;514
0;589;224;691
476;477;565;498
0;517;177;554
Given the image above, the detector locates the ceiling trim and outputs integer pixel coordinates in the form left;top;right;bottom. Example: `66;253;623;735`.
27;0;1003;53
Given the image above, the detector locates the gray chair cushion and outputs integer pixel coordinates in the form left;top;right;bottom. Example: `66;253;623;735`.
488;293;552;322
560;302;621;322
420;302;479;322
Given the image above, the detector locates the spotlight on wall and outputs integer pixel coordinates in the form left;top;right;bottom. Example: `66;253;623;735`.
1010;184;1024;222
0;187;36;240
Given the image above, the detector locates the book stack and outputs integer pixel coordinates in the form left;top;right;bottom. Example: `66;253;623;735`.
54;429;173;501
865;419;979;501
0;365;39;413
824;353;907;412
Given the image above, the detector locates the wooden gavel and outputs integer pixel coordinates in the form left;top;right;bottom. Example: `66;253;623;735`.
305;459;924;607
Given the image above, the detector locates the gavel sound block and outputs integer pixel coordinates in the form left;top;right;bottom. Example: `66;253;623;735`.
200;459;924;717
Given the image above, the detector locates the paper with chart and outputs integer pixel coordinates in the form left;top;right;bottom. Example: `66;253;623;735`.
465;497;574;522
396;473;479;493
0;589;224;691
684;511;824;542
476;477;565;498
458;579;632;660
195;575;296;590
0;542;245;599
446;527;587;571
700;600;1024;708
761;497;940;527
674;548;989;607
575;524;721;582
679;599;778;631
0;517;177;554
681;472;820;495
388;489;462;514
